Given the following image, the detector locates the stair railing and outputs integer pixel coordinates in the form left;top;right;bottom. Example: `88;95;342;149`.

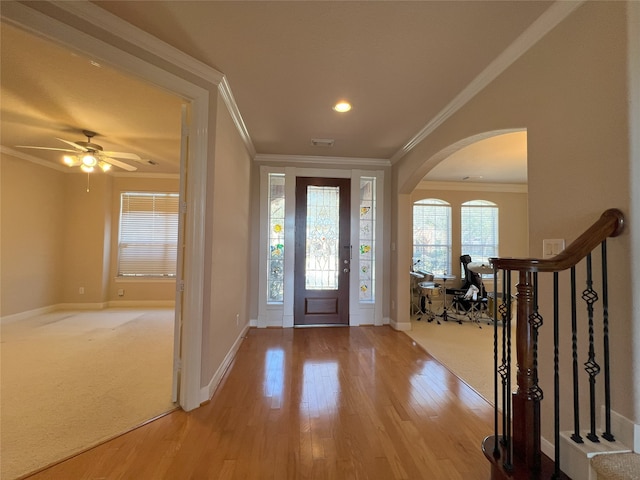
482;208;625;479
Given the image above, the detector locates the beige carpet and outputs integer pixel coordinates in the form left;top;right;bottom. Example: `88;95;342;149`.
405;313;516;407
0;308;176;479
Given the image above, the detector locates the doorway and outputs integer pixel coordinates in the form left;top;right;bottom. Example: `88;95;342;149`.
294;177;351;326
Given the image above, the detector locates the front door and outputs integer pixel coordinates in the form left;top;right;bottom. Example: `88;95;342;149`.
294;177;350;326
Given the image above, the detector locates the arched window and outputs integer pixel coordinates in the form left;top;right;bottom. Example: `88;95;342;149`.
461;200;498;264
412;198;451;275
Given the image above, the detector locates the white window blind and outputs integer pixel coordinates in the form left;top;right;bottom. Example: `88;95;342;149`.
118;192;179;277
461;199;498;264
413;198;451;275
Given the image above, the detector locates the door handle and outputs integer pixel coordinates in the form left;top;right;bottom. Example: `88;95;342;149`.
343;268;350;273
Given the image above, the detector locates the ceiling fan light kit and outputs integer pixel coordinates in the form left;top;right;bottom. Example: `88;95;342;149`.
16;129;142;173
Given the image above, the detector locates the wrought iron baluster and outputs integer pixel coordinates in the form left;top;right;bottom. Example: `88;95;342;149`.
570;266;583;443
498;268;510;450
601;240;615;442
504;270;513;471
492;267;500;458
553;272;561;479
529;273;543;405
583;253;600;443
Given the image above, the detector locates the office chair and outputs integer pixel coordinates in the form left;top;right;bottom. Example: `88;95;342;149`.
447;255;488;326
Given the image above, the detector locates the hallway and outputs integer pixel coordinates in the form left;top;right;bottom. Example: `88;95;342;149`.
26;326;493;479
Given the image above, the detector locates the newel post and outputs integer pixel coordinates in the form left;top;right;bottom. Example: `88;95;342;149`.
512;270;541;473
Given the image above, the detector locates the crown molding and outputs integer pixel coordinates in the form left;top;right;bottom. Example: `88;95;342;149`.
254;154;390;168
51;1;224;84
1;146;68;172
391;0;585;164
218;77;256;158
50;1;255;157
416;180;528;193
111;172;180;180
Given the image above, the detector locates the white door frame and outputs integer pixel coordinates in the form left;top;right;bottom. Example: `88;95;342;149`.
1;2;209;411
258;166;385;328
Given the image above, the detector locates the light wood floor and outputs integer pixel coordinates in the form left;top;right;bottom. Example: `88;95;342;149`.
25;326;494;480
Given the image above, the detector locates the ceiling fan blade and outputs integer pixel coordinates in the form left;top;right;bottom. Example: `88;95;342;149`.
102;156;137;171
102;151;142;161
56;138;89;152
15;145;78;153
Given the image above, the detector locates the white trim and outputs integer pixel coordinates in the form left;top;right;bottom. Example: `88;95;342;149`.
416;180;528;193
45;1;254;159
391;1;585;163
201;324;250;403
218;77;256;158
389;317;411;331
52;1;225;84
0;302;175;324
111;172;180;180
258;167;386;328
255;154;390;167
0;305;59;325
1;146;69;172
114;277;177;283
107;300;175;308
1;1;210;413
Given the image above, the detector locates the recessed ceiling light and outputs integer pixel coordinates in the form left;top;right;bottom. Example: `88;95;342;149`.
333;101;352;113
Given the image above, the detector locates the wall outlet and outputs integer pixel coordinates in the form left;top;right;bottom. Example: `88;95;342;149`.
79;287;85;295
118;289;125;297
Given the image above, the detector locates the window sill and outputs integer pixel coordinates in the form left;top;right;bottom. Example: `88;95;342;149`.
115;277;176;283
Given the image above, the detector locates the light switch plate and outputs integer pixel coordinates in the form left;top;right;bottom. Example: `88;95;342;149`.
543;239;565;259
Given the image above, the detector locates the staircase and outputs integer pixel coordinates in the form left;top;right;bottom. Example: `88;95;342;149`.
591;453;640;480
481;209;637;479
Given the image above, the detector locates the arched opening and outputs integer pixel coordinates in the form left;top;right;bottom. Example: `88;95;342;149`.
404;130;528;404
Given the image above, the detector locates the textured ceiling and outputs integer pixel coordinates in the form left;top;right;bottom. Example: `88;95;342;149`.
1;1;545;182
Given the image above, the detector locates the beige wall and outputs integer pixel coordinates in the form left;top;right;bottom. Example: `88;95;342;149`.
393;1;636;431
1;154;66;316
200;91;253;387
0;151;179;318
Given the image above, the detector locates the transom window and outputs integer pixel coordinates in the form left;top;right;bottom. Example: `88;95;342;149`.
118;192;179;277
412;198;451;275
461;200;498;264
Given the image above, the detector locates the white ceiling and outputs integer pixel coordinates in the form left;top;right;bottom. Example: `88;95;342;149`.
0;1;545;183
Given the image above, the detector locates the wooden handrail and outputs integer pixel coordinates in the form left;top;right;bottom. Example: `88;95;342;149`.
491;208;624;272
483;208;625;479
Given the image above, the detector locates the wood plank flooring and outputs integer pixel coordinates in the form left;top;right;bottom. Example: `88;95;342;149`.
25;326;494;480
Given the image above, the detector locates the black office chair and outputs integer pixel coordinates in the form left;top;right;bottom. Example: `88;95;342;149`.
447;255;488;326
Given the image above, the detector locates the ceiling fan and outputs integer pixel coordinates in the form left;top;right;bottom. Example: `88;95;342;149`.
16;130;145;172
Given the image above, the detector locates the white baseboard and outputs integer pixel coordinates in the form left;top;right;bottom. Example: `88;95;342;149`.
1;301;174;324
543;409;637;480
389;317;411;331
106;300;175;308
200;324;250;404
0;305;58;324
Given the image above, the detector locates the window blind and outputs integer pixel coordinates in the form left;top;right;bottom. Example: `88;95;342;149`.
461;200;498;264
412;198;451;275
118;192;179;277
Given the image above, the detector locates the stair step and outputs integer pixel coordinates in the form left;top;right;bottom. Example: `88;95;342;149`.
591;453;640;480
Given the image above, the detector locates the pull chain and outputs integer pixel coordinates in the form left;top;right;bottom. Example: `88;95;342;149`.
86;172;90;192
